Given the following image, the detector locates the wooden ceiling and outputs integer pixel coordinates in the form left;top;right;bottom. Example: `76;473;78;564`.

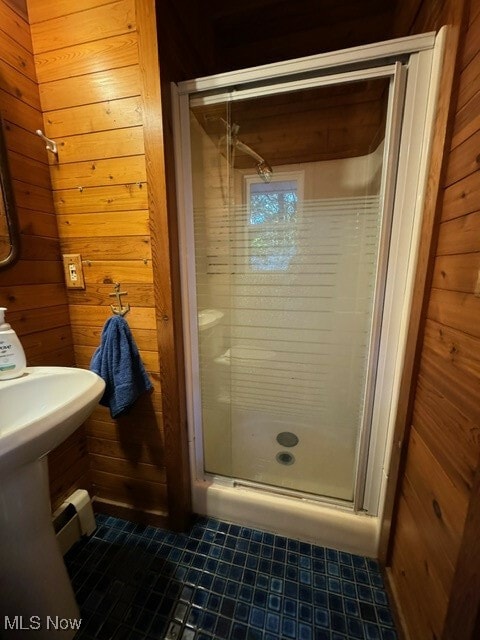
207;0;398;73
192;78;389;167
184;0;397;166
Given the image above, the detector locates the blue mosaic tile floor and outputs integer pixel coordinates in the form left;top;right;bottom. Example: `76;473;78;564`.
67;514;397;640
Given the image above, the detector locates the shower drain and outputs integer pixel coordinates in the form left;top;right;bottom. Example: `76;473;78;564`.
276;451;295;466
276;431;299;447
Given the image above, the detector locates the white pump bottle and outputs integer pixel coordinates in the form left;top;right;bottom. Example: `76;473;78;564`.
0;307;26;380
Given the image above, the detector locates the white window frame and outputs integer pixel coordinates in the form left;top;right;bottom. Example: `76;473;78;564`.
244;170;305;273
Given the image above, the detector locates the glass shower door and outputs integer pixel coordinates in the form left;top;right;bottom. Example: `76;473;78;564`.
189;72;402;503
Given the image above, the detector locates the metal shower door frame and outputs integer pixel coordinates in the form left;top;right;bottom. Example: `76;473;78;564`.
172;31;443;520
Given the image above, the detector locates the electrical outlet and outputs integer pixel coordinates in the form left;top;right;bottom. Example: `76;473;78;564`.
63;254;85;289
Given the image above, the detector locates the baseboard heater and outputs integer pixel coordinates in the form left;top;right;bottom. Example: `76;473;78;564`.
52;489;96;555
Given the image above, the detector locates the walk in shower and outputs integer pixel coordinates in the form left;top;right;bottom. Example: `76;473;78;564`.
174;33;444;554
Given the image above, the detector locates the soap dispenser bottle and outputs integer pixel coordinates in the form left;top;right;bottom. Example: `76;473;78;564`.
0;307;26;380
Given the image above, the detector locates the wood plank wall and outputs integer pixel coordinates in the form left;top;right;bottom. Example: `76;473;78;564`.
26;0;173;525
385;0;480;638
209;0;395;74
156;0;213;82
0;0;87;510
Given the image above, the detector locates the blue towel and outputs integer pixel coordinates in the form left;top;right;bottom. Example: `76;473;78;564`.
90;315;153;418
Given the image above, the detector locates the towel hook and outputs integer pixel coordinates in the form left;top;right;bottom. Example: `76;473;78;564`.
109;282;130;317
35;129;58;156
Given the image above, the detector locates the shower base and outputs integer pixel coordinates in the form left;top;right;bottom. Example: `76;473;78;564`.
192;478;379;557
197;408;379;555
203;407;357;501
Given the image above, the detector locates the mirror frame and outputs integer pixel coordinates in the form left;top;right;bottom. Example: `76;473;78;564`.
0;117;19;270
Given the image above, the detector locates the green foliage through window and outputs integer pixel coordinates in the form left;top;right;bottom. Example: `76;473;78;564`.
249;180;298;271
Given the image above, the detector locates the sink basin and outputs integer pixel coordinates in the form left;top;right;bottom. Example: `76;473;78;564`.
198;308;224;331
0;366;105;477
0;366;105;639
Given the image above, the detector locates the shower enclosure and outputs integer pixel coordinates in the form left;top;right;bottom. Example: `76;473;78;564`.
173;32;444;553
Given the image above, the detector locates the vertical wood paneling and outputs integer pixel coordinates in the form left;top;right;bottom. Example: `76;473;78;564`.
136;0;191;530
0;0;80;510
389;491;448;639
443;457;480;639
380;0;467;574
27;0;172;523
385;1;480;638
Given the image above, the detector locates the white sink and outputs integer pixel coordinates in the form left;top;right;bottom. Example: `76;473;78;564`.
198;308;224;331
0;366;105;639
0;366;105;477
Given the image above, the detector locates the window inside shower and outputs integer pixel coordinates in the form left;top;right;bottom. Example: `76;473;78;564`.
246;172;303;272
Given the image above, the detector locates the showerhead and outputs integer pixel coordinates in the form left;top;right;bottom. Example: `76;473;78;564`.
234;138;273;183
256;160;273;183
213;118;274;182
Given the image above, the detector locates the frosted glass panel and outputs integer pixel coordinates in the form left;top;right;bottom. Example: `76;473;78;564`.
190;79;389;502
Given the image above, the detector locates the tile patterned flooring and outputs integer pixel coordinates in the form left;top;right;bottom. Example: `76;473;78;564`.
68;514;397;640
